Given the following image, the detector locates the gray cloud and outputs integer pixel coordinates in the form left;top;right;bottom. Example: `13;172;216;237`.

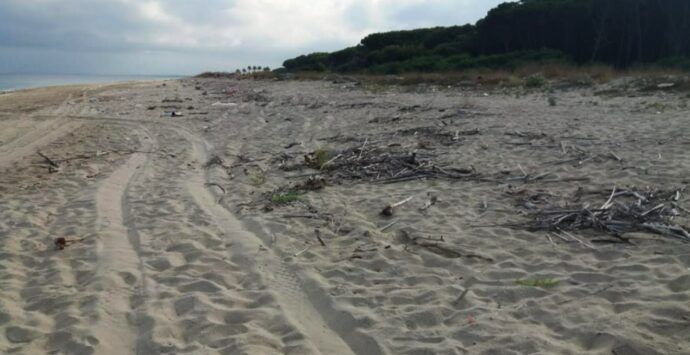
0;0;511;75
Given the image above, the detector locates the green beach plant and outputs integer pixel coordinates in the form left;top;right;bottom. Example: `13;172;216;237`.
271;191;302;204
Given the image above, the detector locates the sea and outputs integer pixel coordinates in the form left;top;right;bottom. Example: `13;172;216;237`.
0;73;184;92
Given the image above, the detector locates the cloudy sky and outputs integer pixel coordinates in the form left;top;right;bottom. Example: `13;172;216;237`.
0;0;509;75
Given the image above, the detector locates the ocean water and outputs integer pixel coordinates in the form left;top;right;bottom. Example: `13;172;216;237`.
0;73;184;91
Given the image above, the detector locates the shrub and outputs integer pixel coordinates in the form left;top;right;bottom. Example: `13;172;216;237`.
525;73;546;88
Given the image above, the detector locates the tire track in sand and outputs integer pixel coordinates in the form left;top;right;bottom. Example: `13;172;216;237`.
0;117;82;168
172;125;385;355
0;90;90;168
92;124;153;354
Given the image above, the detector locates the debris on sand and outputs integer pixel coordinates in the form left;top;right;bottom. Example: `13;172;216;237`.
522;187;690;243
54;237;85;250
297;144;477;184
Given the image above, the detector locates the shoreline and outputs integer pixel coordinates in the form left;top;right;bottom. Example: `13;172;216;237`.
0;73;185;92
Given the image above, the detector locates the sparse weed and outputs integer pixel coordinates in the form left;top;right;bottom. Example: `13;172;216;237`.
270;191;302;204
307;149;335;170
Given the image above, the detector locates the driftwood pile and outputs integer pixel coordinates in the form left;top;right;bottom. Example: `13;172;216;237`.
297;144;477;184
526;187;690;243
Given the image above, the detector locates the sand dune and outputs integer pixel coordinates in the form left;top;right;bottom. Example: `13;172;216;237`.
0;77;688;354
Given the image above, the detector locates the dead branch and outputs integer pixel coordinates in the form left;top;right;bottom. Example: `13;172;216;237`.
315;229;326;246
37;151;59;168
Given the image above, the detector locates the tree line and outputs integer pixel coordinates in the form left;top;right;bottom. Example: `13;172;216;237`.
282;0;690;74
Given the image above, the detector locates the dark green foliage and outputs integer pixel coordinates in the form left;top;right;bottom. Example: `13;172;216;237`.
283;53;330;72
282;0;690;73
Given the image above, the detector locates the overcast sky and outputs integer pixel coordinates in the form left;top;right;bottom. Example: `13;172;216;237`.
0;0;510;75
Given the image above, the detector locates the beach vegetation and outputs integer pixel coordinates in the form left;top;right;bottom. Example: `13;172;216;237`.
282;0;690;75
524;73;546;88
271;191;302;204
305;149;336;170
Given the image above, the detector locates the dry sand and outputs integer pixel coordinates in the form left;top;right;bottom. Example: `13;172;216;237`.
0;77;689;354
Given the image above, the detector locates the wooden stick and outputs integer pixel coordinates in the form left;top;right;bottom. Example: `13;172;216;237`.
641;204;665;217
550;232;571;243
294;245;312;257
527;171;552;182
518;164;527;177
559;230;595;249
315;229;326;246
453;287;471;306
357;137;369;160
609;151;622;161
600;186;617;210
546;234;556;246
205;182;226;195
391;196;414;208
320;154;343;168
380;220;399;232
37;151;59;168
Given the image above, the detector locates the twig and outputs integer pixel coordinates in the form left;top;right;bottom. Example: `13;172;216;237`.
357;137;369;160
600;186;617;210
380;220;399;232
205;183;226;203
546;234;555;246
518;164;527;177
282;214;328;220
294;245;312;257
609;151;622;161
37;151;59;168
558;230;595;249
315;229;326;246
320;154;343;168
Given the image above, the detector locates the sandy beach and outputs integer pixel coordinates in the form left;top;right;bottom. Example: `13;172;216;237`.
0;77;689;354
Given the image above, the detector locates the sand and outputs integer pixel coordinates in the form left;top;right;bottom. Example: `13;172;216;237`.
0;77;689;354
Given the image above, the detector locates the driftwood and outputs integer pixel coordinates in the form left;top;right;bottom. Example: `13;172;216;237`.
398;231;493;262
523;187;690;243
380;219;400;232
37;151;59;167
295;142;478;185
